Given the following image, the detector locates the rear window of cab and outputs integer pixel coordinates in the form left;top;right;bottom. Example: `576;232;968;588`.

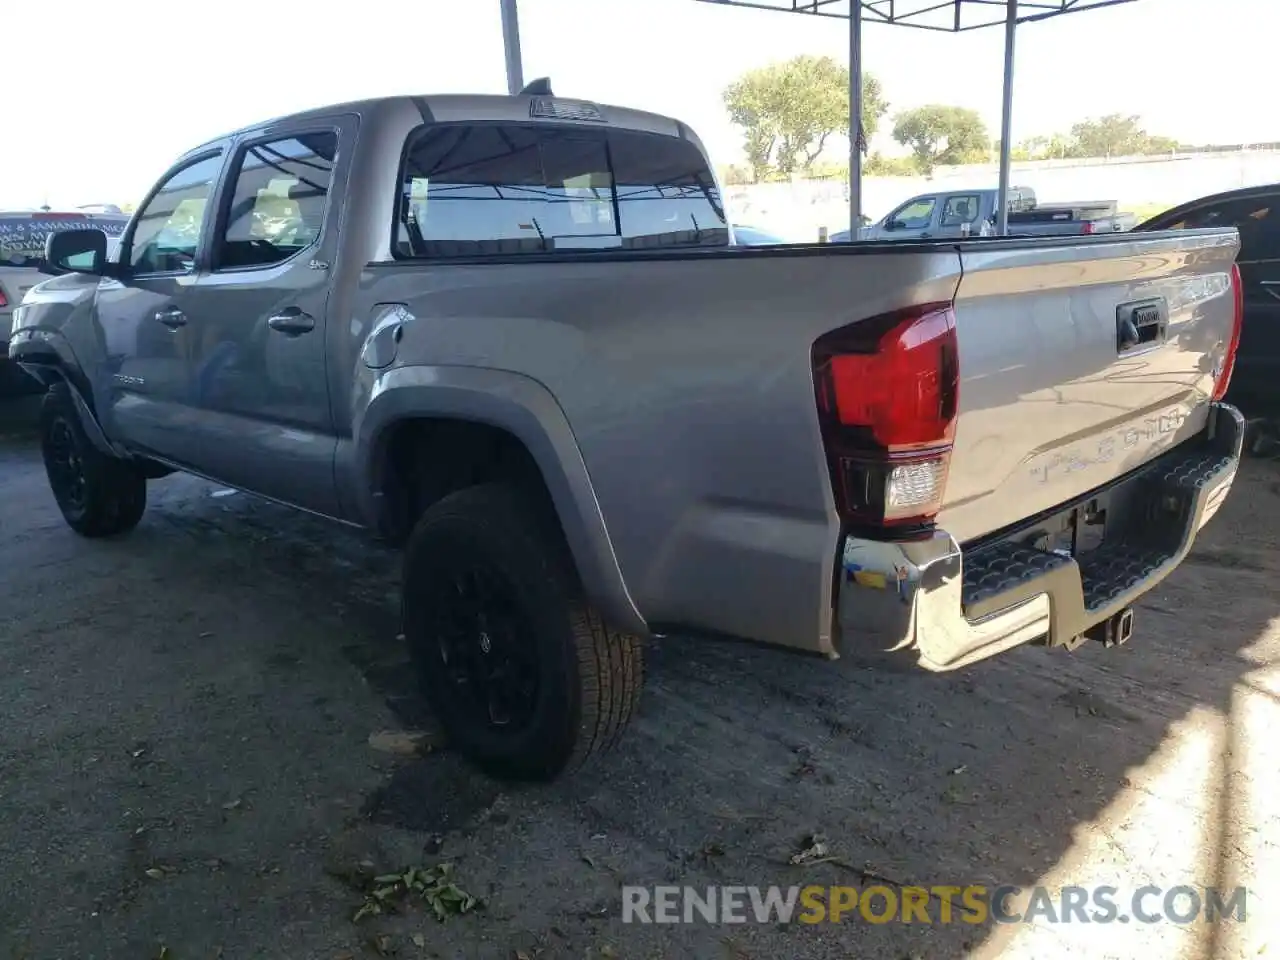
395;124;728;258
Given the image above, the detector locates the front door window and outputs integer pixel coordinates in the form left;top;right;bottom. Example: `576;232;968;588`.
128;154;224;275
890;197;936;231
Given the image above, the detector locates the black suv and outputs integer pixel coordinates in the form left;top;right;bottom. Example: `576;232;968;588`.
1137;184;1280;418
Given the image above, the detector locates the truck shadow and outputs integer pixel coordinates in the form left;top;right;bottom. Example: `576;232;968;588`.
0;398;1273;959
350;455;1279;959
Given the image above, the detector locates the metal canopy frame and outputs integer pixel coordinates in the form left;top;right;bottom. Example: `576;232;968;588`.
695;0;1136;31
694;0;1137;235
497;0;1137;236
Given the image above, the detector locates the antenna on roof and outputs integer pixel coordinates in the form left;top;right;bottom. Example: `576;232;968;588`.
519;77;553;96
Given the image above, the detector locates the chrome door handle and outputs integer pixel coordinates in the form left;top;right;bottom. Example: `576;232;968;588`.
267;308;315;336
154;307;187;329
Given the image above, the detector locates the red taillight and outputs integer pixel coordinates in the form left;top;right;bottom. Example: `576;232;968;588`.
1081;221;1095;235
813;303;959;530
1213;263;1244;402
0;287;8;309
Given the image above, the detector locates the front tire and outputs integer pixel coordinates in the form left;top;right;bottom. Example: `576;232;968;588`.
40;383;146;537
402;483;643;781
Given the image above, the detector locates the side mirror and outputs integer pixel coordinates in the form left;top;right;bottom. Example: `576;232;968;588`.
884;219;899;232
44;229;109;277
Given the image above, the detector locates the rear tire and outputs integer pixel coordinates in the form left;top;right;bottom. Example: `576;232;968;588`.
40;383;146;537
402;483;643;781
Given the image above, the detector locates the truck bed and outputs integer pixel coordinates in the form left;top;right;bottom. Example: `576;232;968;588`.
1007;202;1122;235
358;227;1241;654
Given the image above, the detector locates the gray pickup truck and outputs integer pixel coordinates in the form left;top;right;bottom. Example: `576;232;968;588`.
9;88;1245;781
833;186;1127;242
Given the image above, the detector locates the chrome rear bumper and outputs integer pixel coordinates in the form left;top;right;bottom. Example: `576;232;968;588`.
836;403;1244;671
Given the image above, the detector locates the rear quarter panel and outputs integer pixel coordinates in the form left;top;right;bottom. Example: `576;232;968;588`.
359;248;963;653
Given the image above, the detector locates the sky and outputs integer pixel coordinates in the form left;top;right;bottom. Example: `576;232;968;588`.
1;0;1272;209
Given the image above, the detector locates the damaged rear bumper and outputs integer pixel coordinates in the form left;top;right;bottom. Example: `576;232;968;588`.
836;402;1244;671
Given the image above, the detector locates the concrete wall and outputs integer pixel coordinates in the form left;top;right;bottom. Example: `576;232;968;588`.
724;150;1280;241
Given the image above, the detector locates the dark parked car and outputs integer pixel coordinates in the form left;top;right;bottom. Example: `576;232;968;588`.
1136;184;1279;418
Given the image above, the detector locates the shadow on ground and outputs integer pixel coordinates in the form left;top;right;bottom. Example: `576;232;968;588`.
0;394;1275;959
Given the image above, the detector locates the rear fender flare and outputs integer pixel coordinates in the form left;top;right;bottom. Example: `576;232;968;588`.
352;365;648;637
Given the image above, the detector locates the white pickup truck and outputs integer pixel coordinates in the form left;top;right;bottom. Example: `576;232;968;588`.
11;86;1245;780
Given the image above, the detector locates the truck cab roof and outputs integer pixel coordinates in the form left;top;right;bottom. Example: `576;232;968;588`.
183;91;700;164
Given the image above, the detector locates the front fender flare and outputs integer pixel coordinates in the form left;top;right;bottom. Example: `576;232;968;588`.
8;328;120;457
350;365;648;637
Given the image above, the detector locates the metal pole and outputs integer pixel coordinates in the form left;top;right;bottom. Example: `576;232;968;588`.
995;0;1016;236
500;0;524;95
848;0;863;237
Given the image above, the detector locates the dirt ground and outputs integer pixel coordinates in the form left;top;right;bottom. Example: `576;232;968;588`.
1;393;1277;960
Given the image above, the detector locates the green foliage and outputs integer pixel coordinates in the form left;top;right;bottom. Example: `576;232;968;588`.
1066;114;1178;157
891;105;989;175
720;56;1181;180
723;55;888;182
813;161;848;180
351;863;481;925
1010;134;1074;160
864;152;918;177
1010;118;1180;161
717;164;753;186
979;117;1180;165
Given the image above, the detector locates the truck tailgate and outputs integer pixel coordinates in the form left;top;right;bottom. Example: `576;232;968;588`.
939;229;1240;543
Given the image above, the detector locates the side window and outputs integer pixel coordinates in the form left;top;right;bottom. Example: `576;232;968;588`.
215;132;338;270
1221;200;1276;263
129;154;223;274
397;124;727;257
891;197;936;230
940;195;980;227
1170;197;1276;260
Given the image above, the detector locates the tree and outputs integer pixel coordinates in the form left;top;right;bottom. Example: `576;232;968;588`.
1019;135;1050;157
1066;114;1179;157
891;105;990;175
723;55;889;181
1043;134;1073;160
864;152;917;177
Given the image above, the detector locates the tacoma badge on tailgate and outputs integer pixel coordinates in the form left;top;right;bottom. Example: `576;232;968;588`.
1030;407;1188;485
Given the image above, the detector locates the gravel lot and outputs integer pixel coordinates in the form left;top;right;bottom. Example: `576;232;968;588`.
1;393;1277;960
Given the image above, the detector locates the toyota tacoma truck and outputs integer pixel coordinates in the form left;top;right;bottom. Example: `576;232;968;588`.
9;85;1245;781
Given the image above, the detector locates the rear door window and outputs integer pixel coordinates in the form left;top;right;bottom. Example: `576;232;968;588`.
940;195;980;227
214;132;338;270
397;124;727;256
